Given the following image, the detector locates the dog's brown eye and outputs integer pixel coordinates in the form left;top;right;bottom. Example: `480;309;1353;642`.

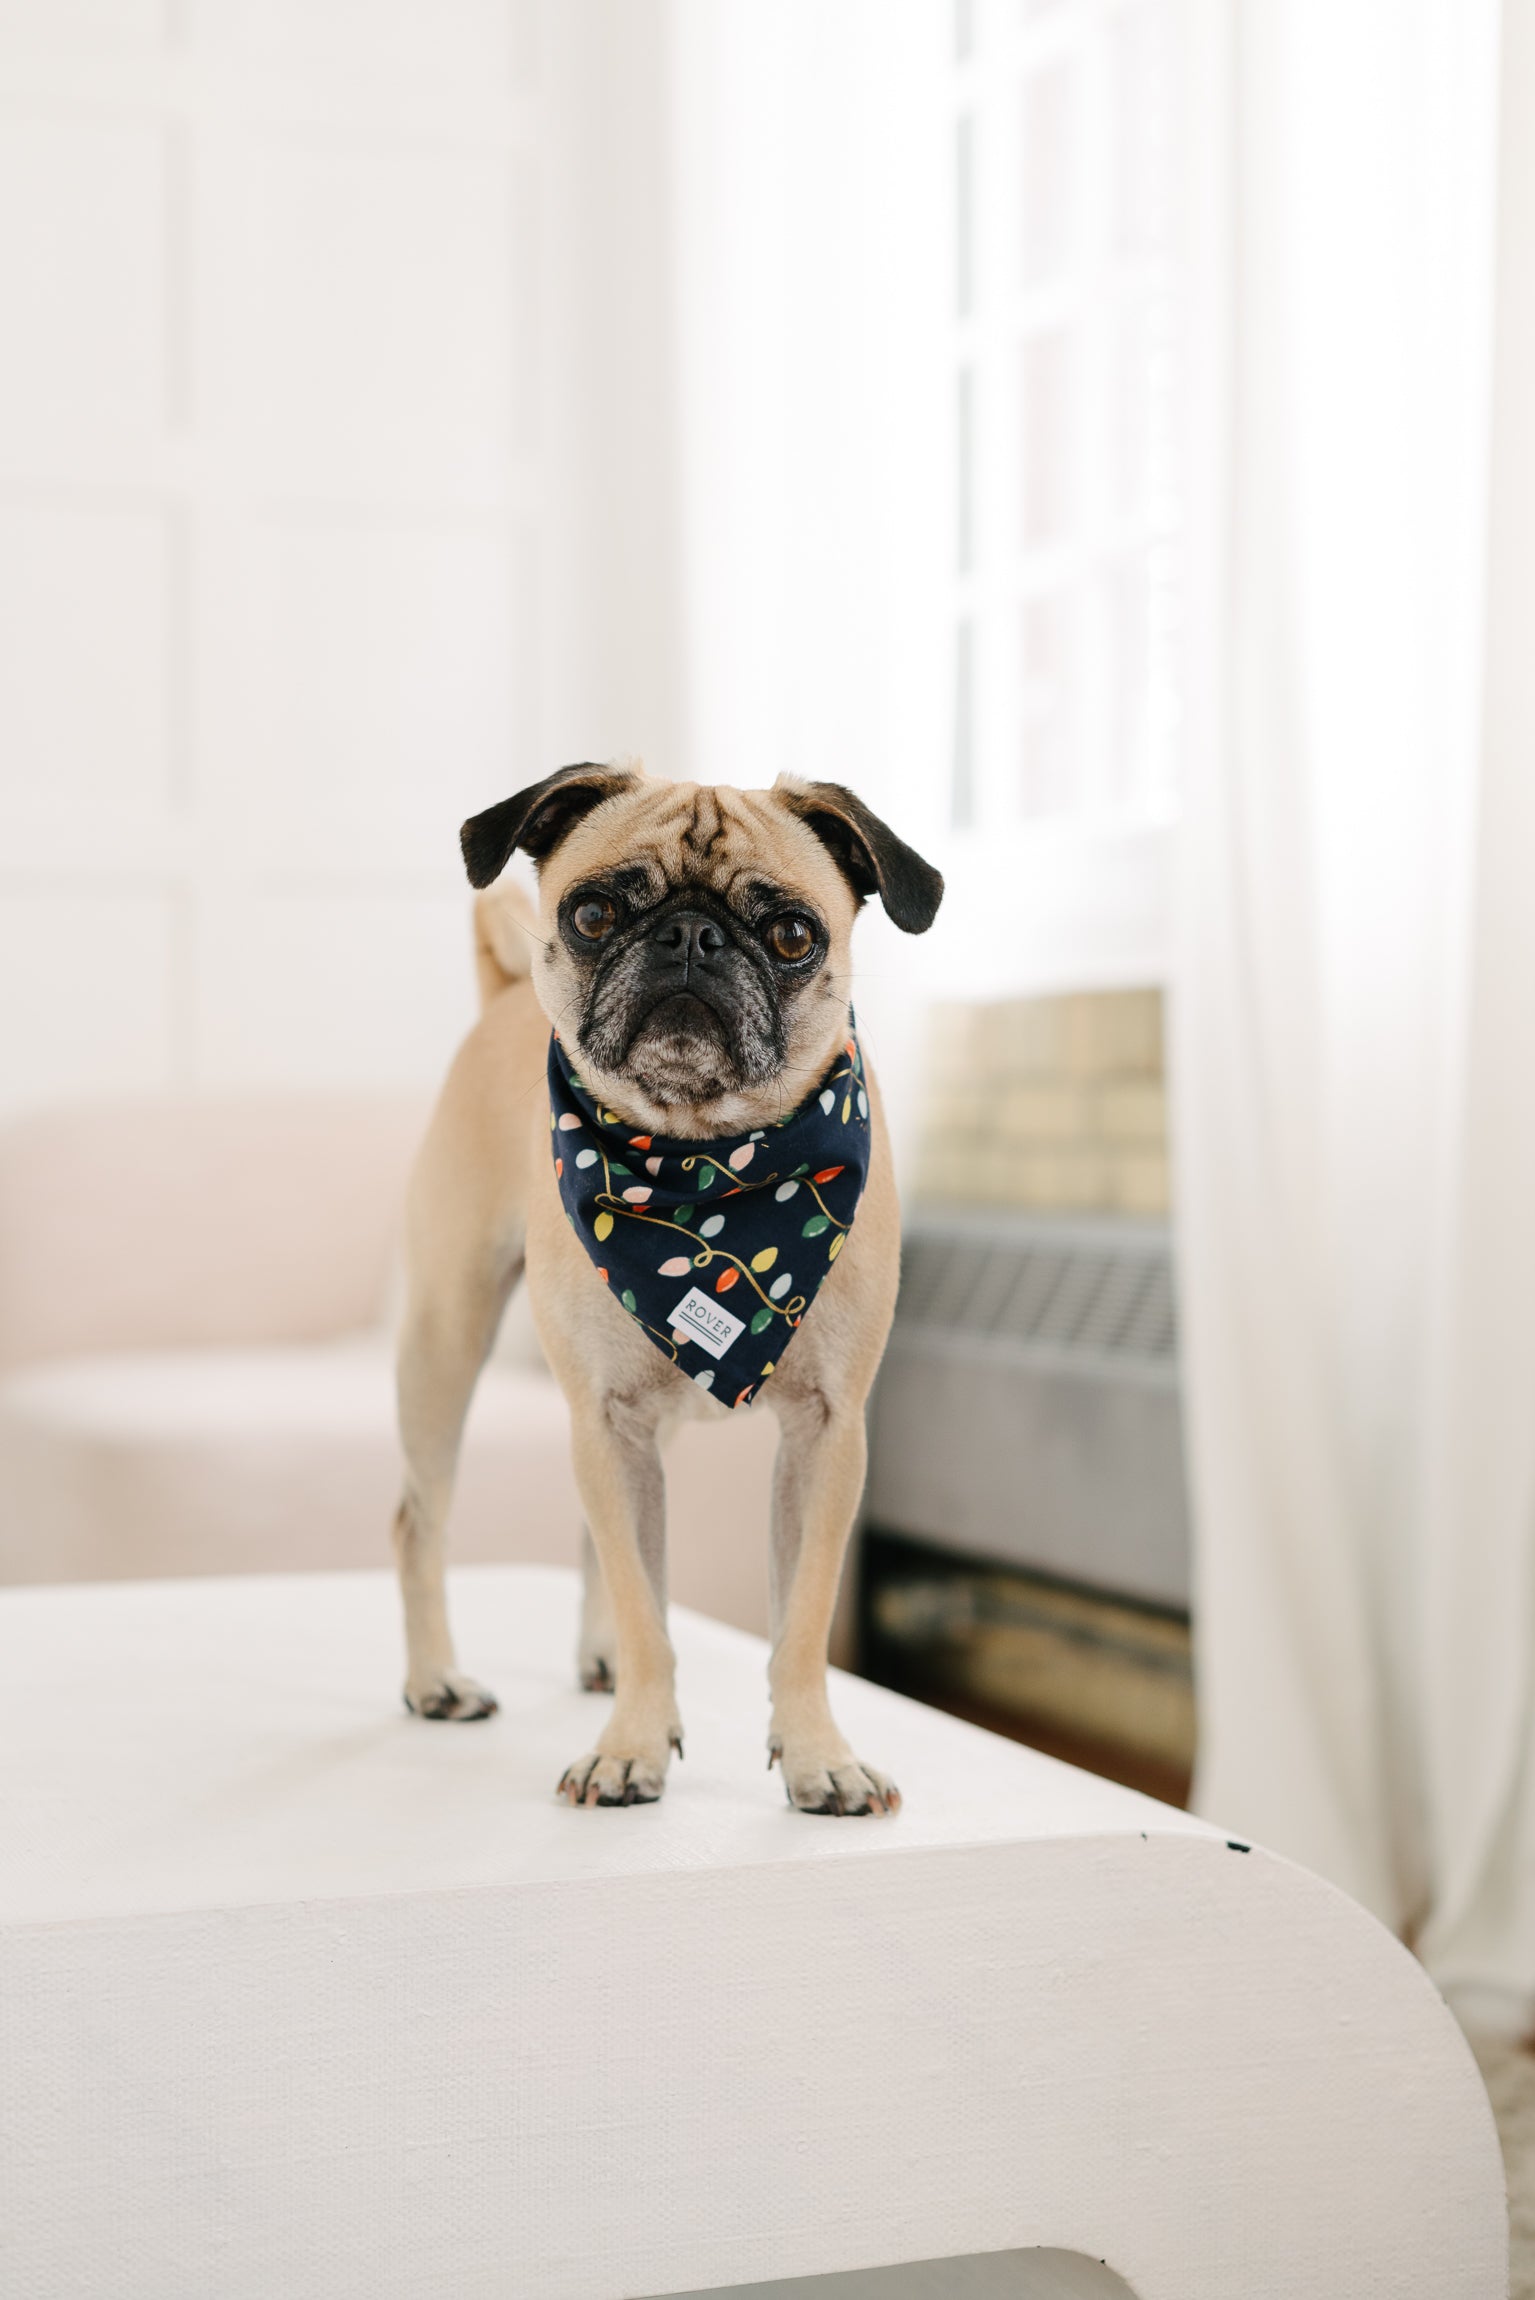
767;915;815;963
571;896;618;941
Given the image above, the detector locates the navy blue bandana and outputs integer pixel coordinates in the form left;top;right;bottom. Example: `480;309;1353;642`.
549;1024;871;1408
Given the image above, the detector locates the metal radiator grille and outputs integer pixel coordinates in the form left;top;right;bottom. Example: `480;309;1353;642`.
868;1209;1189;1609
894;1216;1177;1364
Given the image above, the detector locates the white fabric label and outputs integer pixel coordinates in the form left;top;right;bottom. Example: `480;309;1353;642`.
669;1286;746;1359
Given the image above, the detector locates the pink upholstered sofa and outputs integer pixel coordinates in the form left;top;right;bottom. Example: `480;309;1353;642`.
0;1097;783;1644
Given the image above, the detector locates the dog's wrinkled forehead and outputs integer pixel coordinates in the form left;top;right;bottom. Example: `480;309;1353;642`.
460;763;944;935
547;781;847;915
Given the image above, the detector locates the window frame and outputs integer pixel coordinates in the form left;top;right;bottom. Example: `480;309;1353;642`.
935;0;1226;1003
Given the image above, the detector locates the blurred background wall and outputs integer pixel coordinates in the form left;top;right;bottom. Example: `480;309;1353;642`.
0;0;694;1119
0;0;943;1129
0;0;1193;1154
0;0;1195;1783
917;989;1167;1216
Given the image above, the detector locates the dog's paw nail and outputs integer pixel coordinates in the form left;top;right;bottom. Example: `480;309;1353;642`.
557;1740;675;1807
579;1656;615;1693
781;1754;900;1817
670;1731;684;1760
767;1742;781;1771
405;1674;499;1722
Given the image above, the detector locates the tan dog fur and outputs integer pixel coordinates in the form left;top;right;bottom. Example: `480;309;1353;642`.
393;769;937;1814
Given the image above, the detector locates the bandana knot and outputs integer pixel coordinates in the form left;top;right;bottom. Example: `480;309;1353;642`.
549;1024;871;1408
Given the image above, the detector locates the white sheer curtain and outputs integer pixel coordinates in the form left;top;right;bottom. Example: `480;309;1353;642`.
1173;0;1535;2030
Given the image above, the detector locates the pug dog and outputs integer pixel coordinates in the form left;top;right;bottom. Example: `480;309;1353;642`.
392;763;943;1813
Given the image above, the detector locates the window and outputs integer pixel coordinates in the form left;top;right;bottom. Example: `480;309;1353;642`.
945;0;1197;994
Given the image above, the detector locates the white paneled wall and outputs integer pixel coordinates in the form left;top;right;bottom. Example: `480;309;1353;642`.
0;0;551;1117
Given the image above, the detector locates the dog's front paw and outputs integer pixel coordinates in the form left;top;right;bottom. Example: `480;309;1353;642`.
771;1736;901;1817
557;1729;681;1807
404;1671;499;1722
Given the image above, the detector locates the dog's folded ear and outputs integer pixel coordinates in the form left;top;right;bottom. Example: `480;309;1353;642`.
775;778;944;934
461;763;639;888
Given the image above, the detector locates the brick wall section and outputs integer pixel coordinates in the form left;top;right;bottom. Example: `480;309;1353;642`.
914;988;1169;1215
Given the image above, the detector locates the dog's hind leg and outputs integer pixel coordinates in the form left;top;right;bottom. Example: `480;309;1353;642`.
577;1524;617;1690
391;958;545;1720
393;1248;518;1721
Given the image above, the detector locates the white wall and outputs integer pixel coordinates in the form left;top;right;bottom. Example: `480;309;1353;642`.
0;0;658;1120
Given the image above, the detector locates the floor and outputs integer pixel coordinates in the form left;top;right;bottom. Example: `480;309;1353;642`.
677;2255;1128;2297
1470;2029;1535;2297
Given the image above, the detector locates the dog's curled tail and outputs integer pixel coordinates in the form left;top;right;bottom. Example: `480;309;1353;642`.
473;882;539;1010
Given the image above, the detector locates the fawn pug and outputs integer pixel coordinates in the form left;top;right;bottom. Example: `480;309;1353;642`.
393;763;942;1813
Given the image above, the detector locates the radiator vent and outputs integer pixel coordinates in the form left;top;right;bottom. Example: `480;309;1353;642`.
868;1209;1190;1611
896;1223;1177;1364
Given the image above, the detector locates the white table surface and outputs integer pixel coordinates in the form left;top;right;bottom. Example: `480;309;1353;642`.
0;1566;1507;2300
0;1563;1210;1926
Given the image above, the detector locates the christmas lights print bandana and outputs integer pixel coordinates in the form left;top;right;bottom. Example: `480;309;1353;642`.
549;1022;870;1410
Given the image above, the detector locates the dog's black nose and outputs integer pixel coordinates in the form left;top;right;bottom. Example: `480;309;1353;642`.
652;912;727;966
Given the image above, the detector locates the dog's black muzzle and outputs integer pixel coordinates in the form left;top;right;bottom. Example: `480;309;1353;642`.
584;888;785;1087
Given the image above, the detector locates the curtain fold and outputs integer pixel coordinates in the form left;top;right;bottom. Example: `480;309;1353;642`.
1417;0;1535;2018
1174;0;1535;2027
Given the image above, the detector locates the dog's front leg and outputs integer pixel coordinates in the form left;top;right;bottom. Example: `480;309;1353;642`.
557;1392;682;1806
767;1393;900;1816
